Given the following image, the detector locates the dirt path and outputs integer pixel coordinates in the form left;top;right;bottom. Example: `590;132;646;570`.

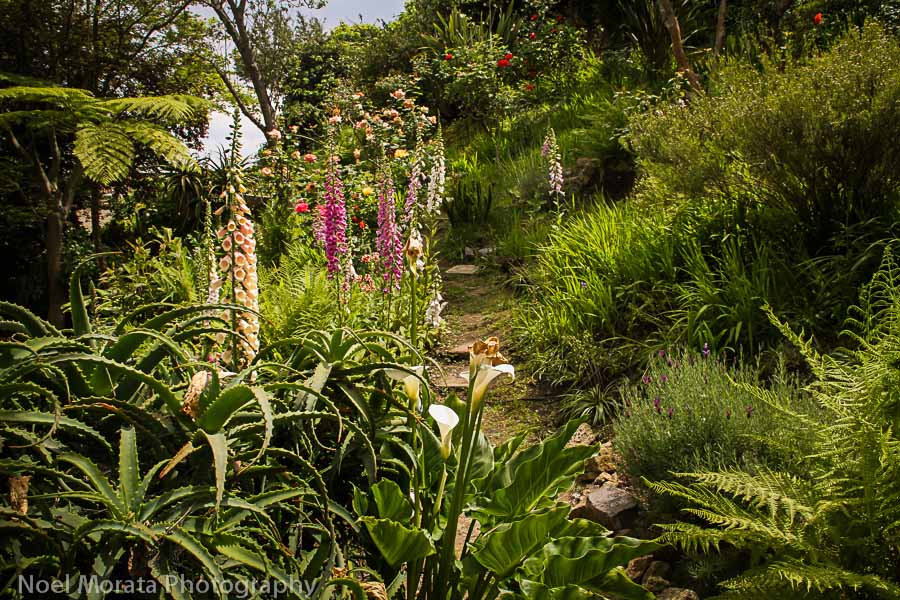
429;264;557;447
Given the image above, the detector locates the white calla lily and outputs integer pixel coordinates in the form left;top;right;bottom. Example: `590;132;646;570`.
428;404;459;459
460;363;516;409
385;366;425;409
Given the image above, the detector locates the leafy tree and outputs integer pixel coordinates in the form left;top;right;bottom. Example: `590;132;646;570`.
198;0;326;137
0;81;206;325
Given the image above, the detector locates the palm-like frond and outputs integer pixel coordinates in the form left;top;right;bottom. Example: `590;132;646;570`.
123;122;197;172
74;122;135;185
99;94;207;124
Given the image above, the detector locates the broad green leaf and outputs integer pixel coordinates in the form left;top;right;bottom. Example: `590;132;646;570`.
478;419;596;519
473;506;569;578
523;536;661;589
584;567;655;600
519;580;593;600
360;517;435;568
372;479;413;522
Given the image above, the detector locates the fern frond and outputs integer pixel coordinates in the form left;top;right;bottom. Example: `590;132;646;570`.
74;122;135;184
0;86;93;106
99;94;207;123
123;122;197;172
718;559;900;599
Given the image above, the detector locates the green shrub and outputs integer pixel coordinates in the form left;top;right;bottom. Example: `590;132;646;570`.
613;348;817;499
629;22;900;252
648;247;900;598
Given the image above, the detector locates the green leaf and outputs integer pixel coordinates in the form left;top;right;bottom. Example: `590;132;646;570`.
477;419;597;519
372;479;413;522
522;536;661;590
584;567;655;600
58;454;126;518
75;121;135;184
68;259;92;337
473;506;570;578
203;431;229;512
72;520;157;546
0;410;112;454
118;427;140;513
0;301;61;337
212;533;267;573
360;517;436;568
152;523;225;598
197;385;254;433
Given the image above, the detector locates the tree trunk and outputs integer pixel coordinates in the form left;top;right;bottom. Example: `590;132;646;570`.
714;0;727;58
657;0;703;93
46;195;65;327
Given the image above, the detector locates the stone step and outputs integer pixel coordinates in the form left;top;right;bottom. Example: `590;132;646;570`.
445;264;480;275
428;366;468;389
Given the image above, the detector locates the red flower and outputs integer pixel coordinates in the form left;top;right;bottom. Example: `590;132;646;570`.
444;52;453;60
351;215;360;223
556;15;564;22
813;12;823;25
529;32;536;39
504;52;513;59
359;221;366;229
551;27;558;33
295;202;309;213
497;58;510;68
530;14;538;21
525;83;535;91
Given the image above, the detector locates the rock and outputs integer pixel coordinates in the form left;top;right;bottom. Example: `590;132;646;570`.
448;341;472;355
625;555;654;581
464;247;476;259
641;561;671;584
643;576;670;594
569;483;638;530
478;247;495;256
595;472;619;486
446;264;479;275
658;588;700;600
565;422;598;448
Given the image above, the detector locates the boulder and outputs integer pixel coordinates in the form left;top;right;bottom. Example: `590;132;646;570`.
658;588;700;600
643;576;670;593
641;561;671;583
569;483;638;530
565;423;598;448
625;555;654;581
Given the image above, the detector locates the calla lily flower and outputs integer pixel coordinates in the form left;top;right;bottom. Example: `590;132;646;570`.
385;366;425;409
464;337;515;408
428;404;459;459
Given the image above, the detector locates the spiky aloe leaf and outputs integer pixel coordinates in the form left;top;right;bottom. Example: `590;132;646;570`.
196;385;254;433
92;328;191;395
0;320;28;335
158;440;198;480
68;257;104;337
212;532;267;572
0;301;61;337
138;485;214;522
57;454;126;518
151;523;226;598
71;519;157;546
203;430;229;512
118;428;140;514
0;411;112;454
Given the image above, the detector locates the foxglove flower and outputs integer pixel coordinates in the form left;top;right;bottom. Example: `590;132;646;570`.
323;163;348;279
425;128;446;216
377;166;403;290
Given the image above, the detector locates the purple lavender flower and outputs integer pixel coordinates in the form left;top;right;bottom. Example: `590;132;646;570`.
653;396;661;413
658;349;666;358
580;280;587;289
702;342;710;357
667;407;674;418
642;374;651;385
323;166;347;279
660;374;669;384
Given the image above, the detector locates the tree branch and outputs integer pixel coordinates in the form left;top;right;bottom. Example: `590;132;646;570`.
211;62;264;131
658;0;703;94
